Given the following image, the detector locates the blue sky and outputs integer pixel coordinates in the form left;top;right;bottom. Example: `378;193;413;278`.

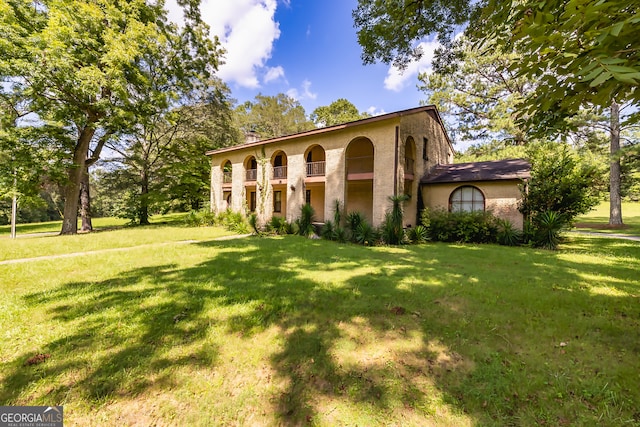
166;0;439;117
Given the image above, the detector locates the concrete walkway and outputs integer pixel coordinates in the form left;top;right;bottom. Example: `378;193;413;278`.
0;234;251;266
568;230;640;242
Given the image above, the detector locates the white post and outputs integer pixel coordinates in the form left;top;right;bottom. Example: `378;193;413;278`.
10;172;17;239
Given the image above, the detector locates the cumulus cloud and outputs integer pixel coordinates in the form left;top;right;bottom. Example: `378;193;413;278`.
367;106;387;116
286;79;317;101
384;40;439;92
165;0;282;88
264;66;286;84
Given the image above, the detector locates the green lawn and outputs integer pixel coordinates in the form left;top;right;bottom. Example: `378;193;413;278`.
574;201;640;236
1;226;639;426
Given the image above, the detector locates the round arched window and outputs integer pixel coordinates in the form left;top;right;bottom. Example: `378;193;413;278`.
450;186;485;213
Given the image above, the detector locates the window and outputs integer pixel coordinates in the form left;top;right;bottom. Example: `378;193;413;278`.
305;190;311;205
422;137;429;161
273;191;282;213
250;191;256;212
450;186;485;213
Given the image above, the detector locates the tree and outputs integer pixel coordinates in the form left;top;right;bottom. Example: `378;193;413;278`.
234;93;314;140
519;142;601;225
0;0;221;234
419;37;533;146
310;99;371;127
353;0;639;225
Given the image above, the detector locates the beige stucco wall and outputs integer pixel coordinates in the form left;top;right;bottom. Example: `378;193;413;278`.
209;109;453;227
420;180;525;229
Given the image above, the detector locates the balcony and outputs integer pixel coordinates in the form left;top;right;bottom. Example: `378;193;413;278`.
346;155;374;180
245;169;257;181
223;171;232;184
306;161;325;177
273;165;287;179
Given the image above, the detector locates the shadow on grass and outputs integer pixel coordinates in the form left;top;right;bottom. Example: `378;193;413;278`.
2;236;639;425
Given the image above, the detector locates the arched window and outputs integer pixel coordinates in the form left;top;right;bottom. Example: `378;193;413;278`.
450;186;485;212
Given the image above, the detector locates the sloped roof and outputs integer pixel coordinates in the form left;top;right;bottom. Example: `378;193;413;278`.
206;105;452;156
421;159;531;184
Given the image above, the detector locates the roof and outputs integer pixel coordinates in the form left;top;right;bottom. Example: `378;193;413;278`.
421;159;531;184
206;105;452;156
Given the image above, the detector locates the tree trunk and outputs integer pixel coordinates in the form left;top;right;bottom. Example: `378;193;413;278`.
80;166;93;232
139;168;150;225
61;124;96;235
609;100;623;226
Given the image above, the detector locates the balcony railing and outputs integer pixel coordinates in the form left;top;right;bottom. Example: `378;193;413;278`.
273;165;287;179
223;171;232;183
306;161;325;177
405;157;415;174
346;155;374;174
246;169;257;181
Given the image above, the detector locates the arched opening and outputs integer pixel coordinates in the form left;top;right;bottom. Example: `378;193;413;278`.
304;145;326;221
404;137;416;197
244;156;257;182
271;151;288;179
271;151;288;217
221;160;232;209
244;156;258;213
345;137;374;222
304;145;326;177
450;186;485;212
221;160;232;183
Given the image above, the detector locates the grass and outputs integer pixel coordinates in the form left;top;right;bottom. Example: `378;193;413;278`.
0;225;639;426
573;201;640;236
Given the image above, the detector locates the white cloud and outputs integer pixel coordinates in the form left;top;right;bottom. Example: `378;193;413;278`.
367;106;387;116
384;40;439;92
165;0;282;89
264;66;285;84
287;79;317;101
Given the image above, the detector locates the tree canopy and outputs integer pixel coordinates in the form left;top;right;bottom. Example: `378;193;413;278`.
310;99;371;128
0;0;222;233
234;93;314;140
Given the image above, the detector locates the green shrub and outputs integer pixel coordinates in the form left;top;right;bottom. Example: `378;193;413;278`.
321;220;335;240
295;203;316;237
346;211;365;234
354;220;377;246
424;209;499;243
530;211;566;250
496;218;522;246
407;225;428;244
218;210;249;234
268;216;290;235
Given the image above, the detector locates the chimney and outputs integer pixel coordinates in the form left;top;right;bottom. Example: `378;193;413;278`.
245;130;260;144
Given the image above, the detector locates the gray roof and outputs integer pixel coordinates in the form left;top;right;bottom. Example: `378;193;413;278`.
421;158;531;184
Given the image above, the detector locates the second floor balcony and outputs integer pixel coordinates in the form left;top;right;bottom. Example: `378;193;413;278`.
306;161;325;177
273;165;287;179
246;169;257;181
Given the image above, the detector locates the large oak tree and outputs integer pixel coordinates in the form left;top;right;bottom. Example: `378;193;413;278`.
0;0;221;234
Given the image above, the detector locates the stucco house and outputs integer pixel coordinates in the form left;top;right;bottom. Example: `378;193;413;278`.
206;106;530;229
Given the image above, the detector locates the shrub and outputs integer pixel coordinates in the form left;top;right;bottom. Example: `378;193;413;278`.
520;142;601;224
295;203;316;237
407;225;428;244
218;209;249;234
530;211;566;250
496;218;522;246
268;216;290;235
424;209;499;243
321;220;335;240
346;211;365;236
354;220;377;246
380;195;409;245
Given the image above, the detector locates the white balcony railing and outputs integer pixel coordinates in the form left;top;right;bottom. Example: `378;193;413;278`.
305;161;325;177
